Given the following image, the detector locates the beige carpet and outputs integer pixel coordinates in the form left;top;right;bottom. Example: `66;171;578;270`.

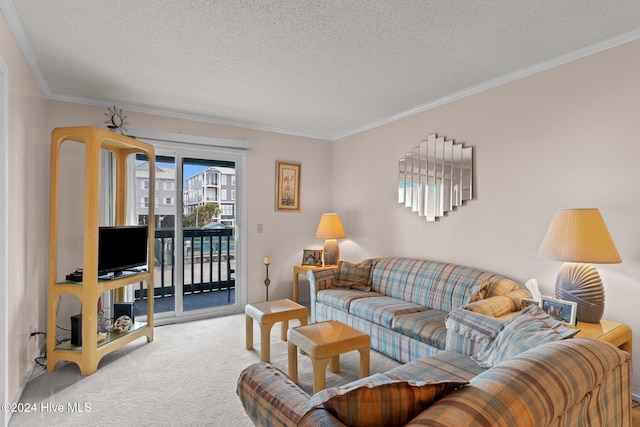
9;313;400;427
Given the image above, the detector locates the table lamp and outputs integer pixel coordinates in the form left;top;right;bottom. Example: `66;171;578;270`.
537;208;621;323
315;213;346;265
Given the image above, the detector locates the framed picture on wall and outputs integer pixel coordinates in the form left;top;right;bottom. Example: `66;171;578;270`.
540;296;578;326
276;161;301;212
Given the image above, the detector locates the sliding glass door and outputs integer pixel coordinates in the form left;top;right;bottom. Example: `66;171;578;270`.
132;142;245;323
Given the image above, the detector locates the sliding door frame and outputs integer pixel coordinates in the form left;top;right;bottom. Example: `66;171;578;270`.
128;128;253;323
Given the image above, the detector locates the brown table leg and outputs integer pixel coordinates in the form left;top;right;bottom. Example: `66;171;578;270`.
311;357;331;394
288;341;298;383
245;314;253;350
358;346;370;378
259;320;275;363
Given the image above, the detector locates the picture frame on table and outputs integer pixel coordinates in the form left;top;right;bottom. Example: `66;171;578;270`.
540;296;577;326
276;161;301;212
302;249;323;266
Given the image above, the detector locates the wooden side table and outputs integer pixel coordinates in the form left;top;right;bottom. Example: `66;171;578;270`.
574;319;632;355
245;299;308;363
292;265;320;302
287;320;370;393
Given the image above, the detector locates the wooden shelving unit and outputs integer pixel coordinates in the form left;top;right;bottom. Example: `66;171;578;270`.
47;126;155;375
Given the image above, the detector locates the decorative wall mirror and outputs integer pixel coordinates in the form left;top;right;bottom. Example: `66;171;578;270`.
398;133;472;221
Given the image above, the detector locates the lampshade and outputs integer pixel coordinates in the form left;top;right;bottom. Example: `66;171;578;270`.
537;208;621;323
537;208;621;264
315;213;346;265
315;213;346;240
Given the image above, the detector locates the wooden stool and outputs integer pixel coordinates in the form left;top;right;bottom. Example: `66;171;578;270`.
287;320;370;393
245;299;308;363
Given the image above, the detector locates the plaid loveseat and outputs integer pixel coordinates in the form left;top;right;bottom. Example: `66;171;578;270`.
237;338;632;426
308;258;529;363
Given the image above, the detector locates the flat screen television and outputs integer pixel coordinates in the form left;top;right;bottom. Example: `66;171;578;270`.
98;225;148;276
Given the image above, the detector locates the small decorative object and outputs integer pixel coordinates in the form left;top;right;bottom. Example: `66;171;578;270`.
104;106;129;134
540;296;578;326
537;208;621;323
112;315;133;334
302;249;323;266
276;161;301;212
398;133;472;221
315;213;346;265
524;278;541;303
264;256;271;301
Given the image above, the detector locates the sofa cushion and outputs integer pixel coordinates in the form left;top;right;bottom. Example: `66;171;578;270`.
390;309;448;349
472;305;579;368
349;296;428;328
333;259;375;291
317;289;383;312
385;350;485;383
310;373;467;427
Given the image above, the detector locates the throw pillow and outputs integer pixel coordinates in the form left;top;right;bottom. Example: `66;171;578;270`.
333;259;375;291
469;279;490;302
310;373;467;427
472;305;578;369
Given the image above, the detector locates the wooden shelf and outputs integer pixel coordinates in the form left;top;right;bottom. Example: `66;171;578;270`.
46;126;155;375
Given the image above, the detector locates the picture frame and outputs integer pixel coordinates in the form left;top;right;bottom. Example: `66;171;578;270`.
276;161;301;212
540;296;577;326
302;249;323;266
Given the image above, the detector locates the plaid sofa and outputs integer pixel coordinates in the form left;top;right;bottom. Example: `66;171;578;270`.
237;337;631;426
308;258;530;363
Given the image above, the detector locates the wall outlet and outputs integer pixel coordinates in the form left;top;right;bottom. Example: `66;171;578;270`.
257;223;263;233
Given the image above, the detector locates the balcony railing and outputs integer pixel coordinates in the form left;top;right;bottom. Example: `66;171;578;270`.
134;227;235;306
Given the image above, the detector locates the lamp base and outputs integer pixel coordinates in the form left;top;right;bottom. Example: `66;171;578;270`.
323;239;340;265
555;262;605;323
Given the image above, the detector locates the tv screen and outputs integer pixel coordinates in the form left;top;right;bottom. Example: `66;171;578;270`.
98;225;148;276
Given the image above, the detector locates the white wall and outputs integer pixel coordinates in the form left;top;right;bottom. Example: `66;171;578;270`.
0;11;48;411
45;101;333;305
333;38;640;396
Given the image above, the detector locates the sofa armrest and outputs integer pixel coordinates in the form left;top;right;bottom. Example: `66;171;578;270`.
236;362;345;427
307;267;338;322
445;308;505;357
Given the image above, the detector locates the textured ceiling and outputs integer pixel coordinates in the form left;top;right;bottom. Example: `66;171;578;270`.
5;0;640;139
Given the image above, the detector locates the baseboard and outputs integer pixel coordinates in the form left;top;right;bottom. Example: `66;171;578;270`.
633;393;639;403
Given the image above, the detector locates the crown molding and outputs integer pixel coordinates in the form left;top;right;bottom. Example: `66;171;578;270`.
331;27;640;141
4;0;640;142
0;0;51;98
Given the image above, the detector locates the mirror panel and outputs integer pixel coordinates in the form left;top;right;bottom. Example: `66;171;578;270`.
404;152;413;208
398;158;406;204
398;133;473;221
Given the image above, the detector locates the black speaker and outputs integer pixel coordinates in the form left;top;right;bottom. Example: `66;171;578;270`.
114;302;134;324
71;314;82;346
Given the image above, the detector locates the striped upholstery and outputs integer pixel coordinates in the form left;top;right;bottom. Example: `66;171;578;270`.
385;350;485;383
348;296;428;328
310;373;467;427
370;258;519;313
316;289;383;312
391;309;448;349
445;307;505;357
237;339;631;426
406;339;632;427
236;362;312;426
308;258;529;363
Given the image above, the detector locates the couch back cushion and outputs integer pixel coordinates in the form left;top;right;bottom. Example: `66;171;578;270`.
371;258;518;313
